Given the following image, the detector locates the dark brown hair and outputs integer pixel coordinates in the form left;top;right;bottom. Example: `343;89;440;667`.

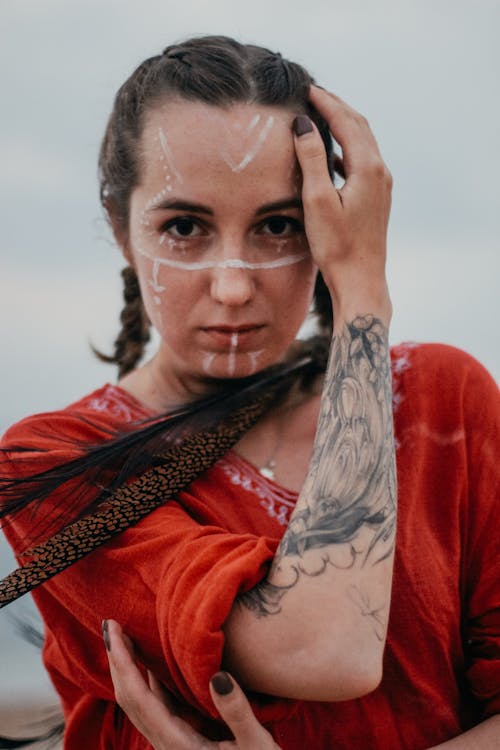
96;35;334;376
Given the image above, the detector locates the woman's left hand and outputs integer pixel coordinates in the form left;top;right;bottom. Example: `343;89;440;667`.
293;85;393;326
103;619;282;749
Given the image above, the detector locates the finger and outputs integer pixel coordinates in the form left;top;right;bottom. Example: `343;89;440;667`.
105;620;198;750
292;115;340;211
105;621;161;724
105;619;154;709
209;672;279;749
309;85;385;177
147;669;179;714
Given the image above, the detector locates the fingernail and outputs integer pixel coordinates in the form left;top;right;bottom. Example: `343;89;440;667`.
293;115;313;136
211;671;234;696
102;619;111;652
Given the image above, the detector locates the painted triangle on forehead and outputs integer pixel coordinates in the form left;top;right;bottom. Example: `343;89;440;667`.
219;114;275;173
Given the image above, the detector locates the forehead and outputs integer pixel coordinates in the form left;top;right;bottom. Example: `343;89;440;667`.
137;99;297;189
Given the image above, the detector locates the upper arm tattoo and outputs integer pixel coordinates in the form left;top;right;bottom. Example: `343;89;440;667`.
239;315;397;623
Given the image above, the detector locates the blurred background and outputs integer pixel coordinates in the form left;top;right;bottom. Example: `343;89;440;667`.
1;0;499;725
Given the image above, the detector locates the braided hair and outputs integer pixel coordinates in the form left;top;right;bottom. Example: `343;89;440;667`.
97;35;336;375
94;266;150;378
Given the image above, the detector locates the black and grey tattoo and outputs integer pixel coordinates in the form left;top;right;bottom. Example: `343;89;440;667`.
239;315;397;629
347;585;387;642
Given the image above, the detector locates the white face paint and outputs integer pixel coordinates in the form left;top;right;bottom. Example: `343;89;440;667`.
247;349;265;374
128;100;318;384
201;347;265;376
134;243;308;272
149;259;166;292
220;114;275;173
202;352;217;374
158;127;184;184
139;127;185;226
227;332;238;376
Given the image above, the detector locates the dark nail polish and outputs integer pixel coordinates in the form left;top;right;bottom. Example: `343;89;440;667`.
102;619;111;652
211;671;234;696
293;115;313;136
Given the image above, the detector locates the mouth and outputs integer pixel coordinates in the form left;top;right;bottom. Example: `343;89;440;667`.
200;324;266;347
203;324;265;334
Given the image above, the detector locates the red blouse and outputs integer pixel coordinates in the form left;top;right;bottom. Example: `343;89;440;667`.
1;343;499;749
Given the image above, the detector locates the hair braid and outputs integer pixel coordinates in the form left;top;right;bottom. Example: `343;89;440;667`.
94;266;150;377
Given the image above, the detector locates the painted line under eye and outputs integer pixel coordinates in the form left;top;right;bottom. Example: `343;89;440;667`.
135;245;308;271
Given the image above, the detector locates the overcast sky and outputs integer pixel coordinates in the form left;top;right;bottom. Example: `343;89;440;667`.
1;0;499;706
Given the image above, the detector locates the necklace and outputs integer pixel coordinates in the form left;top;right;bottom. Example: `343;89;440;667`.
258;406;286;482
256;384;310;482
259;457;277;481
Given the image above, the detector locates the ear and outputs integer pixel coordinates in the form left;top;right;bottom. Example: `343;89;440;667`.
105;198;134;265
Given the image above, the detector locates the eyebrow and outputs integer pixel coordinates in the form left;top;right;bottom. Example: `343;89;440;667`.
146;197;303;216
255;198;303;216
146;200;213;215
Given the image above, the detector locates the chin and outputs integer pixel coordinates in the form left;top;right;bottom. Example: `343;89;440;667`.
198;350;277;381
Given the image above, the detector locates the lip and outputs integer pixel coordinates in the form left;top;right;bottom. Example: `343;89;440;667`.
200;324;266;347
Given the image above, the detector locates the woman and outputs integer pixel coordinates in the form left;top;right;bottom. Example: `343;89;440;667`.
0;36;498;749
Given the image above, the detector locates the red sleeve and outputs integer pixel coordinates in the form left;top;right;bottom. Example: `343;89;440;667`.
1;408;292;725
455;350;500;717
98;500;286;720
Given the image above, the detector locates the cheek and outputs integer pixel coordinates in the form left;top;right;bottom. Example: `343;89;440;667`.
135;255;188;340
270;262;317;312
135;255;167;337
264;263;317;343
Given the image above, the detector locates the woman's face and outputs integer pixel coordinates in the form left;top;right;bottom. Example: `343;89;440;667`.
126;99;317;385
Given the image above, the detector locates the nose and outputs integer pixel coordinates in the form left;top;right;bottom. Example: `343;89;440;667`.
210;263;256;306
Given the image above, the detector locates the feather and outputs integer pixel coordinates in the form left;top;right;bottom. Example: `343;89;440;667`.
0;356;313;531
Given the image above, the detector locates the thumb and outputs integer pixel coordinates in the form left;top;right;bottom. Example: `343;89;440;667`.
209;672;278;749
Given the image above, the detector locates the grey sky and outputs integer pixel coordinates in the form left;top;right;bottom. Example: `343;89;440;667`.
1;0;499;706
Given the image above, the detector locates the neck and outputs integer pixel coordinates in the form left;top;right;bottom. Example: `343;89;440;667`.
118;338;318;415
119;349;237;414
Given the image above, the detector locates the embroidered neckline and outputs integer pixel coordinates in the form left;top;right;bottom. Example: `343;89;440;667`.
226;450;298;497
216;451;298;526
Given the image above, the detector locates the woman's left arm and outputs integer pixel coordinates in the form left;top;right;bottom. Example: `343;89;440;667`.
222;85;396;702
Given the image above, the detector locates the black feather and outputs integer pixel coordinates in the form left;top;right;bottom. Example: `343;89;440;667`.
0;356;314;544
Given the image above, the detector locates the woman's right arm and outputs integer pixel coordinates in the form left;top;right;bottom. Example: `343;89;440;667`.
223;87;396;702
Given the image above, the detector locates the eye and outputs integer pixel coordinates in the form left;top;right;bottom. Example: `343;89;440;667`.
161;217;204;238
260;216;303;237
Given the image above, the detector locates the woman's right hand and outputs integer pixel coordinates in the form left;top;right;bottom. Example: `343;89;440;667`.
104;619;281;750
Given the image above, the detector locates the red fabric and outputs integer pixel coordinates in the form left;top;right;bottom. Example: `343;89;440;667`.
1;343;499;749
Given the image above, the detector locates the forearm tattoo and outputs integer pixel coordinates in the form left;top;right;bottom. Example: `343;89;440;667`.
240;315;397;629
